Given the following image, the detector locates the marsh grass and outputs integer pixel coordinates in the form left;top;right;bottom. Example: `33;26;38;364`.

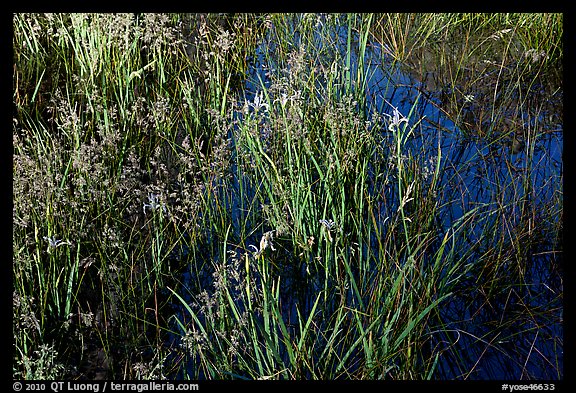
13;13;562;380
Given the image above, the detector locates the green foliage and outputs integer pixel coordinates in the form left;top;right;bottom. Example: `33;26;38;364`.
13;13;562;380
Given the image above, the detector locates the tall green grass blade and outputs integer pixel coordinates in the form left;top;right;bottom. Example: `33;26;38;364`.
392;293;450;351
296;292;322;352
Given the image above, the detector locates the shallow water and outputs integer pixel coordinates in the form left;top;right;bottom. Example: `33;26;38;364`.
174;15;562;379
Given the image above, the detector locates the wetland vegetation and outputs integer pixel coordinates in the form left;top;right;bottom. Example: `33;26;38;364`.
13;13;563;380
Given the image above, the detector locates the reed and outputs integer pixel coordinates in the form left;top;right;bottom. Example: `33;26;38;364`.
13;12;562;380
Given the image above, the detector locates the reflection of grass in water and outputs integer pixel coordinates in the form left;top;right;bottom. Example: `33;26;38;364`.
373;13;562;142
13;13;561;380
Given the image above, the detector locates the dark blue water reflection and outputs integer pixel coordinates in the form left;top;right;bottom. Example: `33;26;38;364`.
175;14;562;380
358;36;562;381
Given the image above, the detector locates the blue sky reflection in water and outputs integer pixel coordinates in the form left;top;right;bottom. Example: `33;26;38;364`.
177;15;562;380
359;41;561;379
